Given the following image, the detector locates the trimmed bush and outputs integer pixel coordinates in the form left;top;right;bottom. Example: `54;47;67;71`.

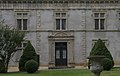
25;59;38;73
19;41;38;71
88;39;114;70
102;58;113;71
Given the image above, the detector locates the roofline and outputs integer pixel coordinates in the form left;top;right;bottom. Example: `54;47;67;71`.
0;0;119;4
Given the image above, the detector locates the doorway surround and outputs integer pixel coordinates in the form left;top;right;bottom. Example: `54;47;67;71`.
48;31;74;68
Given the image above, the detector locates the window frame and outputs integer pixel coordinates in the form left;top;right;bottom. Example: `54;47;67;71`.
94;12;106;30
18;41;28;51
16;12;28;31
54;12;68;30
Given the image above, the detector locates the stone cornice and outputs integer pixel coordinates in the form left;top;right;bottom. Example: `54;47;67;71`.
0;0;120;4
20;30;120;32
0;0;120;10
1;3;120;10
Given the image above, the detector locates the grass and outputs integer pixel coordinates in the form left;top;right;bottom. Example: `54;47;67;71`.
0;67;120;76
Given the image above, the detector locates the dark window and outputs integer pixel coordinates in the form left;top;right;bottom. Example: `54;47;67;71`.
17;19;22;30
100;19;104;29
94;13;99;17
95;19;99;30
62;19;66;30
56;19;60;30
17;13;28;30
94;13;105;30
55;12;67;30
100;13;105;17
23;19;27;30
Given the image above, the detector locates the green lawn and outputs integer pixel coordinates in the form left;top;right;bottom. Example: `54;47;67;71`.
1;68;120;76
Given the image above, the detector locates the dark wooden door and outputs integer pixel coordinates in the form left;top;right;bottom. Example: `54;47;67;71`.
55;42;67;66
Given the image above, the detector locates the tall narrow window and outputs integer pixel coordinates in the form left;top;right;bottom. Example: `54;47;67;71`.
56;19;60;30
17;19;22;30
23;19;27;30
55;12;67;30
62;19;66;30
94;13;105;30
16;13;28;30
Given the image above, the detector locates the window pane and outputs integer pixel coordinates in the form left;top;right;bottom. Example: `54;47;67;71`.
17;19;22;30
63;50;66;59
94;13;99;17
100;13;105;17
23;13;27;16
23;13;28;17
56;50;60;59
100;19;104;29
17;13;22;17
56;19;60;30
61;13;66;17
17;13;22;15
23;19;27;30
95;19;99;29
62;19;66;30
56;13;60;17
23;43;27;47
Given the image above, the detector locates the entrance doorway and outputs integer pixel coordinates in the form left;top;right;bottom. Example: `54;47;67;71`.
55;42;67;66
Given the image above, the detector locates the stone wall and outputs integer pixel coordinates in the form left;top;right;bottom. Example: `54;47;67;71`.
0;2;119;66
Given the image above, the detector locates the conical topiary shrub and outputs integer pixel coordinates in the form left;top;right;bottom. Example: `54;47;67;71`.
19;41;38;71
88;39;114;70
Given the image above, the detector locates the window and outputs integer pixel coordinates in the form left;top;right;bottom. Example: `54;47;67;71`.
55;12;67;30
94;13;105;30
18;42;27;51
16;13;28;30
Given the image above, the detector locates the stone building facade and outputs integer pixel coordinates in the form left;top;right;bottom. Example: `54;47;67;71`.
0;0;120;67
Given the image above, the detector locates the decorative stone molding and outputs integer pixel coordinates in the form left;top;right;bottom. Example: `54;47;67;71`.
81;10;87;63
81;32;87;63
48;31;74;68
36;32;41;54
48;31;74;40
1;2;120;10
36;10;41;30
0;0;120;4
81;10;86;29
49;31;74;36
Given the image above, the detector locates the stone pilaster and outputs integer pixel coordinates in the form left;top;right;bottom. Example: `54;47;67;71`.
81;10;87;64
49;41;55;67
36;32;41;54
36;10;41;30
67;40;75;67
36;10;41;54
